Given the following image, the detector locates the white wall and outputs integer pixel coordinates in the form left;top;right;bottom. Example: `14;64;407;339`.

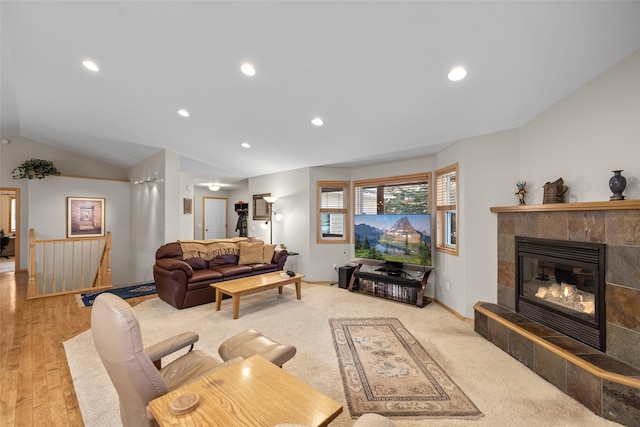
458;130;519;317
179;172;195;240
26;176;132;285
128;151;166;282
248;168;310;276
520;50;640;204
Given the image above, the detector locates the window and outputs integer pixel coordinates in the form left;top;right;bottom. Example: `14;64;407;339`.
353;173;432;265
317;181;349;244
435;163;458;255
354;177;430;216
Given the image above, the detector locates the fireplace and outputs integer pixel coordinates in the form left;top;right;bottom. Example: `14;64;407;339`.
515;236;606;351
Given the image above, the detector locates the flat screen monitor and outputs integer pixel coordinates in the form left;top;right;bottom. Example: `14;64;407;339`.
354;214;431;266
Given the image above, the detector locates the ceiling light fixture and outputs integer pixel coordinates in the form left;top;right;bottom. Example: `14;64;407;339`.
241;142;251;148
82;60;99;72
311;117;324;126
448;66;467;82
240;63;256;76
208;185;220;191
177;109;190;117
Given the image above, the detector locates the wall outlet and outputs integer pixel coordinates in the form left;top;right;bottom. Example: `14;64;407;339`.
333;264;337;270
445;281;450;291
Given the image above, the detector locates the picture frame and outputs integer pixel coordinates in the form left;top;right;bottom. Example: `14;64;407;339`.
67;197;105;238
183;198;193;214
253;193;271;220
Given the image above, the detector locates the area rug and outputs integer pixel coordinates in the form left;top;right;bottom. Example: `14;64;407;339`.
75;283;156;307
330;317;482;420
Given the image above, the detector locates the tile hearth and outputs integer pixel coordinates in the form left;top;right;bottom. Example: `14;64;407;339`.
475;302;640;426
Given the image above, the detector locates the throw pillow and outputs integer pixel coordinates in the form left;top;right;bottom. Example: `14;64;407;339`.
263;244;276;264
184;258;207;270
238;241;264;265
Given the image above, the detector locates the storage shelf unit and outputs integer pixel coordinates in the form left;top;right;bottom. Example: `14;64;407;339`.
348;259;433;308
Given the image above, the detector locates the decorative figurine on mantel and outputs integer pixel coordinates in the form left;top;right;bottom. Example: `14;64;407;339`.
515;181;527;205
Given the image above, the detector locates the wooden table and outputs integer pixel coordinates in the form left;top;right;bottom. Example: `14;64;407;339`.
149;355;343;427
212;272;304;319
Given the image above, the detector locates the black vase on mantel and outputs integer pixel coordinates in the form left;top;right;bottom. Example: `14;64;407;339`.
609;170;627;201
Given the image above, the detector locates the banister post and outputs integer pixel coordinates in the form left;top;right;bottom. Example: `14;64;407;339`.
105;231;112;286
28;228;36;285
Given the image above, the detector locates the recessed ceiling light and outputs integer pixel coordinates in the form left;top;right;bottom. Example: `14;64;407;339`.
241;142;251;148
241;63;256;76
82;60;99;72
177;109;190;117
448;66;467;82
311;117;324;126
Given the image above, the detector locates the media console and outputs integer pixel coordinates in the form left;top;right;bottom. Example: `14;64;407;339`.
348;259;433;307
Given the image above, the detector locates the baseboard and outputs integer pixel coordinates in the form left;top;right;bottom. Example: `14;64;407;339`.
433;298;473;322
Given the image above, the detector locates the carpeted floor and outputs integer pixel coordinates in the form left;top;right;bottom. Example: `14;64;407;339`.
64;283;622;427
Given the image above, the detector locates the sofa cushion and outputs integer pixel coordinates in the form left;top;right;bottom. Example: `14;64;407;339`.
262;244;276;264
251;263;276;272
238;241;264;265
184;258;207;270
212;264;253;277
188;269;224;284
209;254;239;267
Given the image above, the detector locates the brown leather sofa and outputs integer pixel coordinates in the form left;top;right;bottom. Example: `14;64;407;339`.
153;238;288;309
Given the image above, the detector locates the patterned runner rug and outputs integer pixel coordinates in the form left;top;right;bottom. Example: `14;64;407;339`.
75;283;156;307
330;317;482;420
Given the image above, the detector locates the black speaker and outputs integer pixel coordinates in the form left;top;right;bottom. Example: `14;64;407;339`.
338;266;355;289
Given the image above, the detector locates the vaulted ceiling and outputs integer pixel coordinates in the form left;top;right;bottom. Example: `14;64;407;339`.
2;1;640;187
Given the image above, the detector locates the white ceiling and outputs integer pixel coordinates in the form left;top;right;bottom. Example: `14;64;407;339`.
2;1;640;187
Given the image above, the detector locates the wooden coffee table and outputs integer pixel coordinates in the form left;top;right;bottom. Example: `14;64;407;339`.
212;272;304;319
149;355;343;426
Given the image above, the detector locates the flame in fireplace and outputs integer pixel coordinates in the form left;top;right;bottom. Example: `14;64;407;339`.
535;282;595;314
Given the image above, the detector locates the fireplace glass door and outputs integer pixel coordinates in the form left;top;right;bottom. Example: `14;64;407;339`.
520;256;596;324
516;236;605;351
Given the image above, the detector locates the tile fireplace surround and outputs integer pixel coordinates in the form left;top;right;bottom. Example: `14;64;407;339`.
475;200;640;426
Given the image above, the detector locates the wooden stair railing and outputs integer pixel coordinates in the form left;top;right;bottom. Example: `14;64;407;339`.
27;229;112;299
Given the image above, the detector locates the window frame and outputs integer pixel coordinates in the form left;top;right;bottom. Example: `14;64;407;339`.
353;172;431;216
435;163;458;255
316;181;350;244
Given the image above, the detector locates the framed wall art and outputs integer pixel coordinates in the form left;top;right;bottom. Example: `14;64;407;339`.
253;193;271;220
184;198;193;214
67;197;105;238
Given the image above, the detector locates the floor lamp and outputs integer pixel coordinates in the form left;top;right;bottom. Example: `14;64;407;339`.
262;196;279;244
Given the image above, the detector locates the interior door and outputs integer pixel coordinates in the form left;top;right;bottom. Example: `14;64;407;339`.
203;197;227;239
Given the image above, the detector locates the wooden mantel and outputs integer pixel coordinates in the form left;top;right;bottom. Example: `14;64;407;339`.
490;199;640;213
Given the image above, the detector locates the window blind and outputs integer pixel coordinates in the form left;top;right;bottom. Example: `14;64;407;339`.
436;170;456;210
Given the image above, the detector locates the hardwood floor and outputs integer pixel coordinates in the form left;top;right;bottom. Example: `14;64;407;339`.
0;271;156;426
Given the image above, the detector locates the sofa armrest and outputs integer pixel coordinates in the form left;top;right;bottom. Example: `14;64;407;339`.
145;331;200;363
155;258;193;278
274;249;288;270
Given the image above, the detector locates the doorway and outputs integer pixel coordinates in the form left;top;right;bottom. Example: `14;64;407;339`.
203;197;227;239
0;187;20;273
